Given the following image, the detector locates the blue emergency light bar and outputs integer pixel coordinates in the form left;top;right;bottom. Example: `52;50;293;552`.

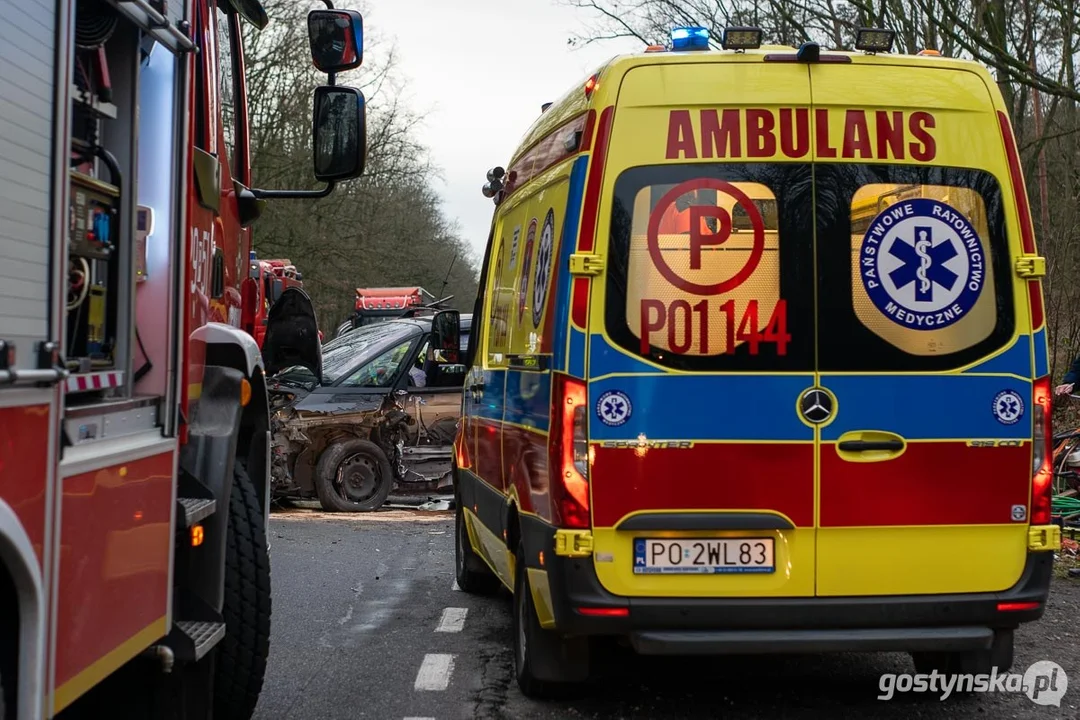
671;26;710;51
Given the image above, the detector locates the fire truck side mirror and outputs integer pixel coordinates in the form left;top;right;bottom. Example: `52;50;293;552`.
307;9;364;73
312;85;367;182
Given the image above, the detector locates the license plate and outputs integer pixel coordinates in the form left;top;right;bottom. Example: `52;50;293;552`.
633;538;775;574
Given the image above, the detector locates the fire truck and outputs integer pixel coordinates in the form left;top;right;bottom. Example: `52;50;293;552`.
0;0;363;717
333;286;431;337
242;253;307;348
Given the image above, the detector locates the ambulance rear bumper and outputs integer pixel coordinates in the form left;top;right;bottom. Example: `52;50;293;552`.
534;529;1052;648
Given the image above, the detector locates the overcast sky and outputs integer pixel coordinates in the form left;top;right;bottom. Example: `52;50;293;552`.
360;0;643;267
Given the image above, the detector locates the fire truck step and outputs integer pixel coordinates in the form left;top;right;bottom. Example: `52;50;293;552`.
178;497;216;527
175;620;226;662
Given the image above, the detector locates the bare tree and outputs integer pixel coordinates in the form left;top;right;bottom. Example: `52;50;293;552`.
239;0;480;329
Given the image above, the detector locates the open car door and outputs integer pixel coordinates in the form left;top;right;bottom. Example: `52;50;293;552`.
262;287;323;383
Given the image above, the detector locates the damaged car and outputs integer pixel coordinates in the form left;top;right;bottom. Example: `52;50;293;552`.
262;289;469;511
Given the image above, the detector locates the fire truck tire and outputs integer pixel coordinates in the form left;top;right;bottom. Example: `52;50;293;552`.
214;462;271;720
314;440;393;512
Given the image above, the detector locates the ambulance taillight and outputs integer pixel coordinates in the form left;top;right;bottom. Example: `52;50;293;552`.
1031;377;1053;525
549;373;590;528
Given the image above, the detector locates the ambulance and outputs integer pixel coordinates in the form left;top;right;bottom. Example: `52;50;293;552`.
452;25;1061;697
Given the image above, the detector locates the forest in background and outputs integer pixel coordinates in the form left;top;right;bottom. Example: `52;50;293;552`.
566;0;1080;418
239;0;480;331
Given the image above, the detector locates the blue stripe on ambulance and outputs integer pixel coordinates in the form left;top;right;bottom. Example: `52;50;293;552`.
1033;328;1049;378
476;368;507;422
961;334;1032;377
552;156;589;374
819;375;1032;441
588;373;815;442
568;328;586;379
504;369;552;432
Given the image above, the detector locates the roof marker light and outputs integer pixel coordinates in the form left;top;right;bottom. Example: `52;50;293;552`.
671;26;709;51
721;26;762;51
584;74;599;97
855;27;895;53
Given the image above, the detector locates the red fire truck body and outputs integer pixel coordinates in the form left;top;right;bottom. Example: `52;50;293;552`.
0;0;364;717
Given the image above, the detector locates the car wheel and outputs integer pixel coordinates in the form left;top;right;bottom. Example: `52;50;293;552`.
314;439;394;512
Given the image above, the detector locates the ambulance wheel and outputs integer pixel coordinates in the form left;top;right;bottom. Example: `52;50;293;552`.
214;462;272;720
454;497;500;595
512;541;590;699
314;440;393;512
911;629;1014;677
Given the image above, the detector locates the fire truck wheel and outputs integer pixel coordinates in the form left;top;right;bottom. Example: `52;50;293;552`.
314;440;393;512
214;462;272;720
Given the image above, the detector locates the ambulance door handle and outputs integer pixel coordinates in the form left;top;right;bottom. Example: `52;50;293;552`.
835;431;906;462
837;440;903;452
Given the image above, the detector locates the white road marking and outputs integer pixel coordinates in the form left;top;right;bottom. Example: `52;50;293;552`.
435;607;468;633
403;717;435;720
414;653;455;691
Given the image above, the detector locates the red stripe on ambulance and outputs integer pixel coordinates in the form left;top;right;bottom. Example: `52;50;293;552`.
819;442;1031;527
590;443;813;528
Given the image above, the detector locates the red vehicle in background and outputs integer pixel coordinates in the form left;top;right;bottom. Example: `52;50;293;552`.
334;286;431;337
0;0;363;717
242;253;313;348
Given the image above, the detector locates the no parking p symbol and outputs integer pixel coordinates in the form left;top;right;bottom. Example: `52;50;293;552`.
688;205;733;270
647;178;766;295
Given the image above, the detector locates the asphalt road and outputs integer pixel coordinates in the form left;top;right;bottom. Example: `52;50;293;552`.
252;508;1080;719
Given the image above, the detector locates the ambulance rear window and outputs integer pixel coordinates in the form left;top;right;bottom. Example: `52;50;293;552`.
604;163;815;372
816;165;1014;371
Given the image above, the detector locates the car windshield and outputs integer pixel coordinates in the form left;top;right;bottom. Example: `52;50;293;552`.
321;319;393;353
321;321;422;384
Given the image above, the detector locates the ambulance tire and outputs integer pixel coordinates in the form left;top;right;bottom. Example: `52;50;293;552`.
314;440;394;512
512;541;590;699
214;462;272;720
910;628;1014;679
454;499;500;595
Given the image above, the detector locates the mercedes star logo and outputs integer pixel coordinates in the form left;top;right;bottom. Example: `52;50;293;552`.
799;388;833;424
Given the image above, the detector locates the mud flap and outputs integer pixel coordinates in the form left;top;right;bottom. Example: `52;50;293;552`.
176;365;245;614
